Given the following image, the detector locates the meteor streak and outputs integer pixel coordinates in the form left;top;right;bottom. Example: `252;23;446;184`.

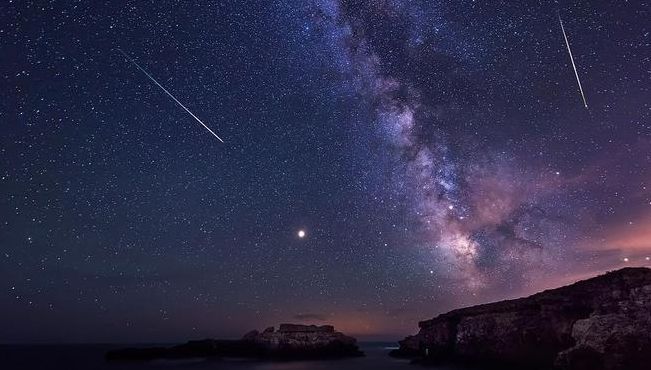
559;16;588;109
117;49;224;143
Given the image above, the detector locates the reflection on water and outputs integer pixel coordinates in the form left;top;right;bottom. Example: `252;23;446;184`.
1;342;464;370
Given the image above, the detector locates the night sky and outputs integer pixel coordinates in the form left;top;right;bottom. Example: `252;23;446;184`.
2;0;649;343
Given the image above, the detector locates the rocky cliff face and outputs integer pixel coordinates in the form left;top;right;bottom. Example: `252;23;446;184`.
392;267;651;370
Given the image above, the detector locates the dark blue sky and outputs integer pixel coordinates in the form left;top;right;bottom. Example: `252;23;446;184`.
1;0;649;342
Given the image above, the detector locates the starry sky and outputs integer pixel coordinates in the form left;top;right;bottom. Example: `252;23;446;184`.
1;0;649;343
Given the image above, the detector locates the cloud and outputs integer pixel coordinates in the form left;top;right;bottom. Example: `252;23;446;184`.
293;313;329;321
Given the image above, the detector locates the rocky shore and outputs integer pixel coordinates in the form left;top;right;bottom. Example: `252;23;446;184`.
106;324;362;361
390;267;651;370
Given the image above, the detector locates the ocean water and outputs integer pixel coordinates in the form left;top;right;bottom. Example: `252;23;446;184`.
0;342;462;370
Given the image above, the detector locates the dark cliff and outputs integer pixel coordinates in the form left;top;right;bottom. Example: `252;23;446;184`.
391;267;651;370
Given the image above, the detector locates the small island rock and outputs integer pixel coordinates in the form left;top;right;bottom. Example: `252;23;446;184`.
241;324;361;357
106;323;362;361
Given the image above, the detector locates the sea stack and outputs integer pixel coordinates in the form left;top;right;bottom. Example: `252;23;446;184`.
391;267;651;370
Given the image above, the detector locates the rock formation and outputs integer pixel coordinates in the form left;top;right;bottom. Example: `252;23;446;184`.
391;267;651;370
240;324;361;357
106;323;362;361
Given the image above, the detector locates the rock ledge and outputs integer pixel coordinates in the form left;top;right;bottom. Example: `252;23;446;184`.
391;267;651;370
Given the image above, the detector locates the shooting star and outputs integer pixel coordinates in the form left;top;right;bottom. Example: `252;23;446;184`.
117;49;224;143
559;15;588;109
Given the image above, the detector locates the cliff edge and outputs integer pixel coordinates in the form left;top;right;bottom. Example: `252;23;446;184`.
391;267;651;370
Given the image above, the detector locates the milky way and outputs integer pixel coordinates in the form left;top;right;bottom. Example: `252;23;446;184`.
1;0;649;342
313;0;622;291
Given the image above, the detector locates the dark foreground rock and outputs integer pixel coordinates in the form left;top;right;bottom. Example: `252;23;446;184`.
391;267;651;370
106;324;362;361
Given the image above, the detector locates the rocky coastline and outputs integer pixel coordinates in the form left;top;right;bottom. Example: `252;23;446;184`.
391;267;651;370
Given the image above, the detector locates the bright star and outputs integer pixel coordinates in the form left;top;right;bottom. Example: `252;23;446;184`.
297;230;306;238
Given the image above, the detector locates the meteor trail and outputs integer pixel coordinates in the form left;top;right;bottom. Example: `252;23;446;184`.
559;16;588;109
117;49;225;143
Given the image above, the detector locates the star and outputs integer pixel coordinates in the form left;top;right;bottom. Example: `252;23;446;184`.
297;230;306;239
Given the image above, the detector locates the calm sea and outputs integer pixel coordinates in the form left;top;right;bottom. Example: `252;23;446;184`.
0;342;464;370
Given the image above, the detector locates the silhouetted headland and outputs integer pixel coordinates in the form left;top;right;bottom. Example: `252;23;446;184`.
106;324;363;361
390;267;651;370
